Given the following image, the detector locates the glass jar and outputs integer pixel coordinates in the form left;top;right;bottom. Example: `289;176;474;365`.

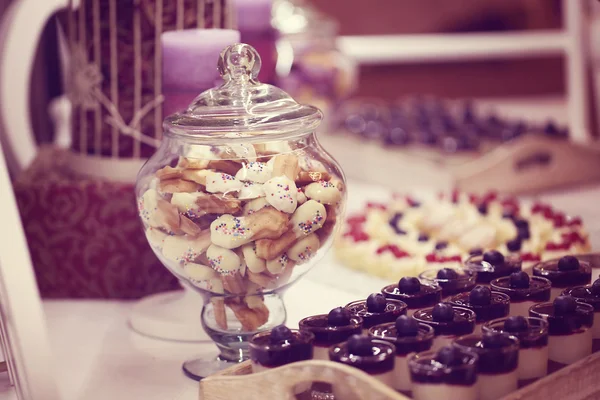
135;43;346;379
272;0;357;127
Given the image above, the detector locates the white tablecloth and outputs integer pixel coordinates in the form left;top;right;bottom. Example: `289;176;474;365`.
1;180;600;400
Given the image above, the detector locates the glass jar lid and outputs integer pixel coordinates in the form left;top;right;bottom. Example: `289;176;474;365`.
163;43;323;140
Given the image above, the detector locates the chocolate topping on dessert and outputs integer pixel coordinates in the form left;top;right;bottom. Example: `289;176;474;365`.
329;335;395;374
465;252;522;284
299;310;363;346
382;278;442;309
533;256;592;288
345;297;407;329
419;268;477;297
529;296;594;335
409;347;478;386
250;327;314;368
369;316;434;356
491;275;551;303
563;279;600;311
454;332;519;374
413;304;476;336
483;316;548;349
450;286;510;323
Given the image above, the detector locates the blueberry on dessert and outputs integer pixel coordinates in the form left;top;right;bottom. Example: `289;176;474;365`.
382;277;442;316
464;250;522;284
299;308;363;360
408;346;478;400
490;272;551;317
453;332;520;400
419;267;477;298
449;286;510;331
563;278;600;347
529;295;594;372
483;315;550;384
345;293;407;331
368;315;435;392
249;325;314;372
413;302;476;351
329;335;396;392
533;255;592;300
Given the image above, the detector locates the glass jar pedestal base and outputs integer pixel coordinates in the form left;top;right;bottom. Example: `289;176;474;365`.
182;356;239;381
181;292;286;380
128;288;210;342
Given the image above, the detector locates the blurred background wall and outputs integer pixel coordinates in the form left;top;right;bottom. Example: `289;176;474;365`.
312;0;564;100
6;0;566;142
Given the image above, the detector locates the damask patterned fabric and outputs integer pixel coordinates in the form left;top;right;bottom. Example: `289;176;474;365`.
13;147;180;298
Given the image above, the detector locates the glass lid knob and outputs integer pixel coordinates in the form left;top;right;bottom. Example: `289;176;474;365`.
218;43;262;83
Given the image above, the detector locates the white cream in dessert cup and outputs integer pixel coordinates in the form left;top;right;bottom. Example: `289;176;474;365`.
368;322;434;393
532;257;592;301
453;332;520;400
298;314;363;361
482;317;549;382
329;337;396;399
408;349;479;400
413;306;476;352
419;268;477;300
529;299;594;370
490;276;552;317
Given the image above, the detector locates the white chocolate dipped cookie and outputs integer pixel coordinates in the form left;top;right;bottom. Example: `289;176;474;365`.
184;262;218;284
242;243;266;273
210;214;252;249
291;200;327;237
243;197;269;215
207;244;242;276
205;172;244;194
235;161;272;183
304;180;342;205
162;233;211;265
263;175;298;213
287;233;320;263
266;253;294;275
145;227;169;250
238;181;265;200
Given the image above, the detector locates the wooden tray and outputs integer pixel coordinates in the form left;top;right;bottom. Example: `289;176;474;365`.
200;352;600;400
318;133;600;195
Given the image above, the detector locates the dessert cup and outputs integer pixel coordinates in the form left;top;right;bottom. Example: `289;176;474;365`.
453;333;520;400
136;43;346;379
381;281;442;316
483;317;549;384
369;322;434;393
419;268;477;300
533;257;592;300
463;253;521;285
491;276;551;317
409;348;479;400
413;305;476;351
529;299;594;372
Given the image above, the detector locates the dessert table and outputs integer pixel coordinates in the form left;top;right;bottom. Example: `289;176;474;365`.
2;179;600;400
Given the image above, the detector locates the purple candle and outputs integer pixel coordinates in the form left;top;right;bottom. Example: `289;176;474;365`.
161;29;241;117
